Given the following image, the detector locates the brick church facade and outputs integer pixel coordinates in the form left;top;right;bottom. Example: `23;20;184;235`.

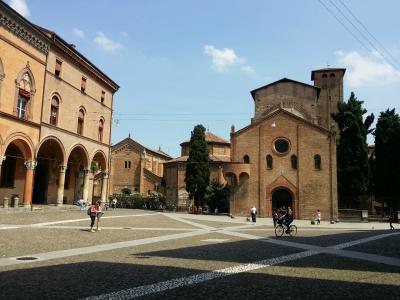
224;68;344;221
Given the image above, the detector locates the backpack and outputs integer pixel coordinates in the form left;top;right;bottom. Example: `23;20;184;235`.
87;207;91;216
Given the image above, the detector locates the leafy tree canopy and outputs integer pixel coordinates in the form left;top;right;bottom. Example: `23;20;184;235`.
331;92;374;206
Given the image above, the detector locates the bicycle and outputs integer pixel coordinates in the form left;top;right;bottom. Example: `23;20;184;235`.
275;222;297;237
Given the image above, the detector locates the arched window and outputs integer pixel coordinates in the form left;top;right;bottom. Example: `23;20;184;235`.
98;118;104;142
243;155;250;164
291;155;297;169
77;108;85;135
50;96;59;126
314;154;321;170
321;73;328;89
16;72;33;119
266;154;273;169
330;73;335;78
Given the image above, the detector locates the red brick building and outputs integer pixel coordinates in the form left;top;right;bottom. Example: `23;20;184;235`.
224;68;345;221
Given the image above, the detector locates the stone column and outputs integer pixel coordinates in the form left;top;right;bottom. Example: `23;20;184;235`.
101;172;109;204
82;170;90;203
23;160;37;207
56;165;67;206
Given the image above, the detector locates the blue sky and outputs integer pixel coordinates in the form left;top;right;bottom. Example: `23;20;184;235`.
9;0;400;157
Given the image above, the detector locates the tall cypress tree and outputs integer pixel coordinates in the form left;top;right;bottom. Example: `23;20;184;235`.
185;125;210;210
331;92;374;208
373;109;400;211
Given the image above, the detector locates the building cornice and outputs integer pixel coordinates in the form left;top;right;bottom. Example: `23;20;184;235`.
0;111;40;128
41;122;111;148
0;3;49;54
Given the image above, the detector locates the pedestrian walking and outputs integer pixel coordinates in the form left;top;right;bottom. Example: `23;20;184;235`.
112;197;117;210
389;213;395;230
88;201;103;232
316;209;321;225
250;206;257;223
272;210;278;228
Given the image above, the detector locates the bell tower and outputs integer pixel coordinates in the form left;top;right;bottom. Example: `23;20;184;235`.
311;68;346;131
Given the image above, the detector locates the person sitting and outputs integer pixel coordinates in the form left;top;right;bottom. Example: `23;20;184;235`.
76;199;86;210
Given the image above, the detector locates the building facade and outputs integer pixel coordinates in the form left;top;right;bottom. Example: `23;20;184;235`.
0;2;119;206
0;2;49;206
163;131;231;208
109;135;172;195
225;68;344;220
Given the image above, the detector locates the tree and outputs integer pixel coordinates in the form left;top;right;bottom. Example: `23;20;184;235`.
331;92;374;208
204;180;229;212
185;125;210;210
373;109;400;212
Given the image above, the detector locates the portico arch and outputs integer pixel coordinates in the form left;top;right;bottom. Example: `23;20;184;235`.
32;137;66;204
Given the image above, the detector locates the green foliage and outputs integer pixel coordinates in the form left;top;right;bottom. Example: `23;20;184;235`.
91;161;99;173
373;109;400;211
331;92;374;208
109;191;166;210
204;180;229;212
185;125;210;208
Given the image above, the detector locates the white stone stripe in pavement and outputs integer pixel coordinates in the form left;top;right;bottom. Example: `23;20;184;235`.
0;230;207;267
164;214;214;230
80;249;319;300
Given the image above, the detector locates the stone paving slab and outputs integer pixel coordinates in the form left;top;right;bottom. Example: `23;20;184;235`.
0;227;184;258
52;214;196;229
144;253;400;300
0;233;302;299
346;234;400;259
236;229;391;247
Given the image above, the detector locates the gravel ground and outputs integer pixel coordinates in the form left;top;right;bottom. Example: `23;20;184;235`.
0;227;183;257
347;234;400;258
52;214;196;229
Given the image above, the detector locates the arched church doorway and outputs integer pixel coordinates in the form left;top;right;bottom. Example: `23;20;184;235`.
271;188;293;211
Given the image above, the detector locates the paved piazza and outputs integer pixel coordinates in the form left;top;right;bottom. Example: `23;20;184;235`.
0;209;399;299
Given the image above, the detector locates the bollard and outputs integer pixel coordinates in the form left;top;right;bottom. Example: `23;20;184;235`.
3;197;9;208
13;196;19;208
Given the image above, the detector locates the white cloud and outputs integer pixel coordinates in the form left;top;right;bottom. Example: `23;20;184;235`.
72;28;85;39
9;0;30;17
335;50;400;87
241;65;255;74
204;44;254;74
94;32;122;52
204;45;240;72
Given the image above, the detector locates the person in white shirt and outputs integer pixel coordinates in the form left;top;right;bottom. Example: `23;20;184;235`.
250;206;257;223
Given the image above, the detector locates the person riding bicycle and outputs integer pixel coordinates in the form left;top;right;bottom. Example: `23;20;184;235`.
278;207;294;231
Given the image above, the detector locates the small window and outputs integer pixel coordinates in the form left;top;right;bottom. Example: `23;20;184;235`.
81;77;87;93
129;161;131;168
55;59;62;77
124;161;131;169
50;96;59;126
291;155;297;170
330;73;335;78
101;91;105;104
77;108;85;135
98;119;104;142
266;155;273;169
314;154;321;170
243;155;250;164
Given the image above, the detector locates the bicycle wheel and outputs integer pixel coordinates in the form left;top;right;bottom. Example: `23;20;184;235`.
275;225;284;237
288;225;297;237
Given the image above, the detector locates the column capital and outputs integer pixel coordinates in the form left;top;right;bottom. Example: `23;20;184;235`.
24;160;37;170
0;155;5;165
83;169;90;175
58;165;68;172
102;171;109;179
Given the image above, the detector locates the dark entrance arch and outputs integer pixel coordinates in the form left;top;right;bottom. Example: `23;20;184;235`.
271;188;293;211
